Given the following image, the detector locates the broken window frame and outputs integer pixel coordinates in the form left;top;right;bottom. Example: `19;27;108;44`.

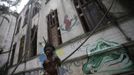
47;9;62;47
73;0;109;32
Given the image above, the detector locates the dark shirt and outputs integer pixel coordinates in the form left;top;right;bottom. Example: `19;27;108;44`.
43;57;61;75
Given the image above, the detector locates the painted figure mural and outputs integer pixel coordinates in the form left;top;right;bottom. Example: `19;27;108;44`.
60;15;79;32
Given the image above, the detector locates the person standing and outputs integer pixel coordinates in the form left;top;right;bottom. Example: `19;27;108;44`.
43;43;61;75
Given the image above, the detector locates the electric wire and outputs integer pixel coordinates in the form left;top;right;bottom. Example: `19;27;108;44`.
10;0;115;74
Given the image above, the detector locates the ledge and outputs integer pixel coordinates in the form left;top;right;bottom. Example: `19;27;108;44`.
56;21;113;49
56;14;134;49
9;41;134;74
63;41;134;64
0;50;10;54
13;67;43;75
9;54;40;68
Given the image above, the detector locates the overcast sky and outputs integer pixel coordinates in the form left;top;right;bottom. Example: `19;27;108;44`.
10;0;29;13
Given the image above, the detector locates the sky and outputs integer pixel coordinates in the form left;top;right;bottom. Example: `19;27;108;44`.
9;0;29;13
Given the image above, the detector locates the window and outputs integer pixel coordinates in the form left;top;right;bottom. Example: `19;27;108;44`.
32;2;41;18
10;43;17;65
30;25;38;57
47;9;62;47
32;7;39;18
22;9;29;28
73;0;108;32
23;17;28;26
15;17;22;34
18;36;25;62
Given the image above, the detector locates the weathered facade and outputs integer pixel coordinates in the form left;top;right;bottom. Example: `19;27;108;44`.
0;5;17;75
8;0;134;75
7;0;43;75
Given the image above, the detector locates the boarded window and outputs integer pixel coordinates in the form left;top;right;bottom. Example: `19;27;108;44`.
73;0;108;32
47;9;62;47
18;36;25;62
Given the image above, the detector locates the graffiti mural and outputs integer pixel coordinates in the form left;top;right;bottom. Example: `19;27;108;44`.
59;59;87;75
82;40;134;74
60;15;79;32
57;39;134;75
38;47;47;66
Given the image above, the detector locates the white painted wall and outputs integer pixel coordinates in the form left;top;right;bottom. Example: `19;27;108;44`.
54;0;134;61
119;19;134;40
57;0;84;43
12;5;29;65
37;0;134;66
0;14;16;67
8;0;134;75
8;1;42;74
56;25;128;60
8;57;42;74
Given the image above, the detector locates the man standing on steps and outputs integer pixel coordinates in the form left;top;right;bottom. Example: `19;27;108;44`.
43;43;61;75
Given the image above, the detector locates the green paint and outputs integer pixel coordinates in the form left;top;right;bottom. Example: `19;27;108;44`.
82;39;134;74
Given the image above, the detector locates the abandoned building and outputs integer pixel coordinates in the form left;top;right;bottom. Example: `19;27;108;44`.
0;0;134;75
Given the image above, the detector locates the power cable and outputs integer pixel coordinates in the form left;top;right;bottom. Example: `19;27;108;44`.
10;0;115;74
61;0;115;63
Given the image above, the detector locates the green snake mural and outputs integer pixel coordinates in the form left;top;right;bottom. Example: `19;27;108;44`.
82;40;134;74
